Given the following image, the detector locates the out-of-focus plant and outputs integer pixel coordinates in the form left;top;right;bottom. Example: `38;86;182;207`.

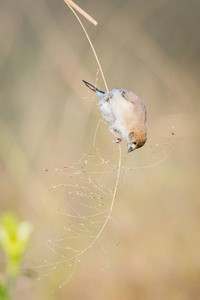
0;212;33;300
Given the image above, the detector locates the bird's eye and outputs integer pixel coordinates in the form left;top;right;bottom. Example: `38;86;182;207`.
133;141;137;145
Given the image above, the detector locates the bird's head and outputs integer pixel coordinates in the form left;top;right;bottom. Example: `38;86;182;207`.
127;130;147;153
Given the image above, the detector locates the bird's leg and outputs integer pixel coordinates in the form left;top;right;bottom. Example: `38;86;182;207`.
99;93;113;107
113;137;122;144
109;126;122;143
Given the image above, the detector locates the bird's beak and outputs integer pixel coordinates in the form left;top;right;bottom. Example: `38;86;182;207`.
127;144;135;153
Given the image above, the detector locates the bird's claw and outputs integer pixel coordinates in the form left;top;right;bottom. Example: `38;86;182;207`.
113;137;122;144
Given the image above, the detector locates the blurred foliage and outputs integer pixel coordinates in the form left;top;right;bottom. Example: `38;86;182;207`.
0;212;33;278
0;281;9;300
0;0;200;299
0;212;33;300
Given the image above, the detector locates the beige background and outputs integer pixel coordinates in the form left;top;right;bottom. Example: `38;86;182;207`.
0;0;200;299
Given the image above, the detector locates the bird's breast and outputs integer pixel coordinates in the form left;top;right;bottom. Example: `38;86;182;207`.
99;101;115;125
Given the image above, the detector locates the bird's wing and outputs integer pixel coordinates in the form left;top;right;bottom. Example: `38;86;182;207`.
120;90;137;105
121;89;147;121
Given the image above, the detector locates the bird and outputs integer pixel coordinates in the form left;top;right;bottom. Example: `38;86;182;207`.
83;80;147;152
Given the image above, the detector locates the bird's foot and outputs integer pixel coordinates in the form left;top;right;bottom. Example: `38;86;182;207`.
113;137;122;144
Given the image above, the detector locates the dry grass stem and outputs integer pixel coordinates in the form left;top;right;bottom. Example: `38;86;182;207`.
65;0;108;92
64;0;98;26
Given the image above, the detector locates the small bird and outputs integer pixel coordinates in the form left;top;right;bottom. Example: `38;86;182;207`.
83;80;147;152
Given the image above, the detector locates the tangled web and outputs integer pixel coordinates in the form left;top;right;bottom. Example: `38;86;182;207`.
35;149;120;291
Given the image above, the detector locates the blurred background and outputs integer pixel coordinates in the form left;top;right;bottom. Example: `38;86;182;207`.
1;0;200;299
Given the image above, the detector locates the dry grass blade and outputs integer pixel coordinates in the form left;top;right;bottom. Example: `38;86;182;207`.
64;0;108;92
64;0;98;26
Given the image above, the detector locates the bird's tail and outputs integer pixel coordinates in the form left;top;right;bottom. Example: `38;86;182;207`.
82;80;104;94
